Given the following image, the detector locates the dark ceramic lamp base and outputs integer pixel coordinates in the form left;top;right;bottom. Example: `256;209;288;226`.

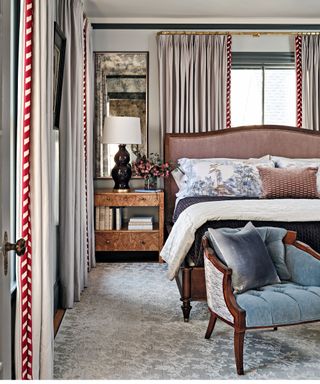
111;144;132;193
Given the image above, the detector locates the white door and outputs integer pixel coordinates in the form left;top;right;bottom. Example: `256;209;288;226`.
0;0;19;379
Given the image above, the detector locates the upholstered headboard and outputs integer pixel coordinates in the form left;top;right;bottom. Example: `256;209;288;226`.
164;125;320;224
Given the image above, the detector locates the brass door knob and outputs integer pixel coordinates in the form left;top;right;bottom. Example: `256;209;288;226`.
5;238;26;256
1;232;26;276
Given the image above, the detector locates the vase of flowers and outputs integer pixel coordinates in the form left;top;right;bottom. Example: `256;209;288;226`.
144;175;158;190
132;153;174;190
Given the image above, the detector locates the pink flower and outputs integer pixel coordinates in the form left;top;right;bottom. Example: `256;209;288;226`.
132;153;175;179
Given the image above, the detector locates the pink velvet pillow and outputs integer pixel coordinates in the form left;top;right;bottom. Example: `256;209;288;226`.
258;167;319;199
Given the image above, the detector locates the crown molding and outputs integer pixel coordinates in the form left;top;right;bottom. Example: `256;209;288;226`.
90;17;320;29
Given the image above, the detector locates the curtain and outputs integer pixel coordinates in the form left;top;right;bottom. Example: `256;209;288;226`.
296;34;320;131
58;0;95;308
85;20;96;270
158;34;232;134
16;0;54;379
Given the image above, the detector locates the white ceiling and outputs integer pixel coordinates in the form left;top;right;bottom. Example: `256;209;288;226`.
84;0;320;22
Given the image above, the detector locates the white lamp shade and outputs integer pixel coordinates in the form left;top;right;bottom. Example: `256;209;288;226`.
103;116;142;145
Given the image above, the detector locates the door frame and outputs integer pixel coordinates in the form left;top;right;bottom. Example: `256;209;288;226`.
0;0;19;379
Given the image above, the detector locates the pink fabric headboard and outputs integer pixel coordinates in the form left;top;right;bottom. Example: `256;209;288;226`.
164;125;320;223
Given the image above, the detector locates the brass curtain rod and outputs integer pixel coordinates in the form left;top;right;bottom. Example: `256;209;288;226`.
157;31;320;37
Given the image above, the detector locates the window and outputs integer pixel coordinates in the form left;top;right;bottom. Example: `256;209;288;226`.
231;53;296;127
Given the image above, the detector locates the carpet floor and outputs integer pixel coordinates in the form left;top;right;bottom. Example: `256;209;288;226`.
54;263;320;380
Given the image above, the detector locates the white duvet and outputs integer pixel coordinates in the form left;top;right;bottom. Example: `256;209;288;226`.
160;199;320;280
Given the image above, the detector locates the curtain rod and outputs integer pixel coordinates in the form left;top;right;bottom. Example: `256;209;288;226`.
157;31;320;37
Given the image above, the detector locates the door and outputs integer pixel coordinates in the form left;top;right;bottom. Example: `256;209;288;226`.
0;0;17;379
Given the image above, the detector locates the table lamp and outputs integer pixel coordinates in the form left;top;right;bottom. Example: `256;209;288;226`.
103;116;141;192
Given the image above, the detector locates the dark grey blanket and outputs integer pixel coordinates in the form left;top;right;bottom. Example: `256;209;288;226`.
173;197;320;266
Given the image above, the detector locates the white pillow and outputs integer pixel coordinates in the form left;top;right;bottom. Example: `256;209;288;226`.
175;157;275;199
171;155;272;190
171;168;187;190
271;156;320;192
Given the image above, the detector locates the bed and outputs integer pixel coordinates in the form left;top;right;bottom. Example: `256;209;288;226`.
162;125;320;321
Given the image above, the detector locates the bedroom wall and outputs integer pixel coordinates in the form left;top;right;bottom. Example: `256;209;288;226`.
93;29;293;189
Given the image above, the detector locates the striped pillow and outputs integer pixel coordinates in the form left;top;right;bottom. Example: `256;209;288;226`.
258;167;319;199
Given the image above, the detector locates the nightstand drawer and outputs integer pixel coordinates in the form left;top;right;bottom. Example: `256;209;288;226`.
95;193;160;207
95;231;159;251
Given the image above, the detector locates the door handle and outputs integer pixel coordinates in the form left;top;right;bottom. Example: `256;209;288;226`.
1;231;26;276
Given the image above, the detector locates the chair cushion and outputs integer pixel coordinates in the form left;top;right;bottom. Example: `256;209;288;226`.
255;226;290;280
236;282;320;327
208;222;280;293
206;225;290;280
286;244;320;286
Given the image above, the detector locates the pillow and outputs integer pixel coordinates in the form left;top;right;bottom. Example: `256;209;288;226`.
171;168;187;190
206;225;290;280
207;222;281;293
254;226;290;280
176;157;275;199
271;156;320;193
258;167;319;199
172;157;268;191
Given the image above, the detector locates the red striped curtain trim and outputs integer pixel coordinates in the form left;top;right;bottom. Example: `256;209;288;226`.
19;0;33;379
226;34;232;128
295;35;303;128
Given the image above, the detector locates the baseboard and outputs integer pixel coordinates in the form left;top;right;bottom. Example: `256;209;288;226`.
11;288;16;379
54;309;65;337
54;279;60;314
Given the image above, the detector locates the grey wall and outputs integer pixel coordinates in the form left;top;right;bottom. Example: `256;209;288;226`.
91;30;298;293
94;30;160;189
93;29;293;189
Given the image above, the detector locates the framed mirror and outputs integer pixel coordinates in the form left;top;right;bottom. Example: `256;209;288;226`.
94;51;148;178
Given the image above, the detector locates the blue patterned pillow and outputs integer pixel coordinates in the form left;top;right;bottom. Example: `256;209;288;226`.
176;158;275;199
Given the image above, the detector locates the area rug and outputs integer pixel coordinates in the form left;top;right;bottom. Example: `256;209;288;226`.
54;263;320;380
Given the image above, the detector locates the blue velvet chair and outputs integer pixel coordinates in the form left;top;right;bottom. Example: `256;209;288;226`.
203;230;320;375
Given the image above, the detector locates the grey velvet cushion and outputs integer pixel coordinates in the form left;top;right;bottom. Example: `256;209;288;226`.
255;227;290;280
206;225;290;280
208;222;281;293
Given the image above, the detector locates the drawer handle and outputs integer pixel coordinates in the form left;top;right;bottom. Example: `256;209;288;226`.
138;197;146;201
106;240;111;244
140;240;146;245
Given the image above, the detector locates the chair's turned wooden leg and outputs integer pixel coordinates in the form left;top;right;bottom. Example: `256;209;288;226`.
273;327;278;331
234;330;245;375
205;313;217;339
181;299;192;322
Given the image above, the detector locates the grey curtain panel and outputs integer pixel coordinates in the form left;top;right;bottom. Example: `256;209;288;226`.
58;0;94;308
158;34;230;134
85;20;96;271
301;35;320;131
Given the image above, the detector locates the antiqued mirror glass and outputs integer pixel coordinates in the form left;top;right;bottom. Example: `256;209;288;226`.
95;52;148;178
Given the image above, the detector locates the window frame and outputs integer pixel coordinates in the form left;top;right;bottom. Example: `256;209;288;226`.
231;52;296;126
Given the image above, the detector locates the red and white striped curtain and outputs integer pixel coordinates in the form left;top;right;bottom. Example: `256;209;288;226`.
158;33;232;134
295;34;320;131
16;0;54;379
15;0;34;378
15;0;95;378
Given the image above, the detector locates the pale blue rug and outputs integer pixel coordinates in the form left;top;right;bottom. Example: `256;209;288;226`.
54;263;320;380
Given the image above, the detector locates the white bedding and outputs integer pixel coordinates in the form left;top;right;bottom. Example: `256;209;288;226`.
160;199;320;280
